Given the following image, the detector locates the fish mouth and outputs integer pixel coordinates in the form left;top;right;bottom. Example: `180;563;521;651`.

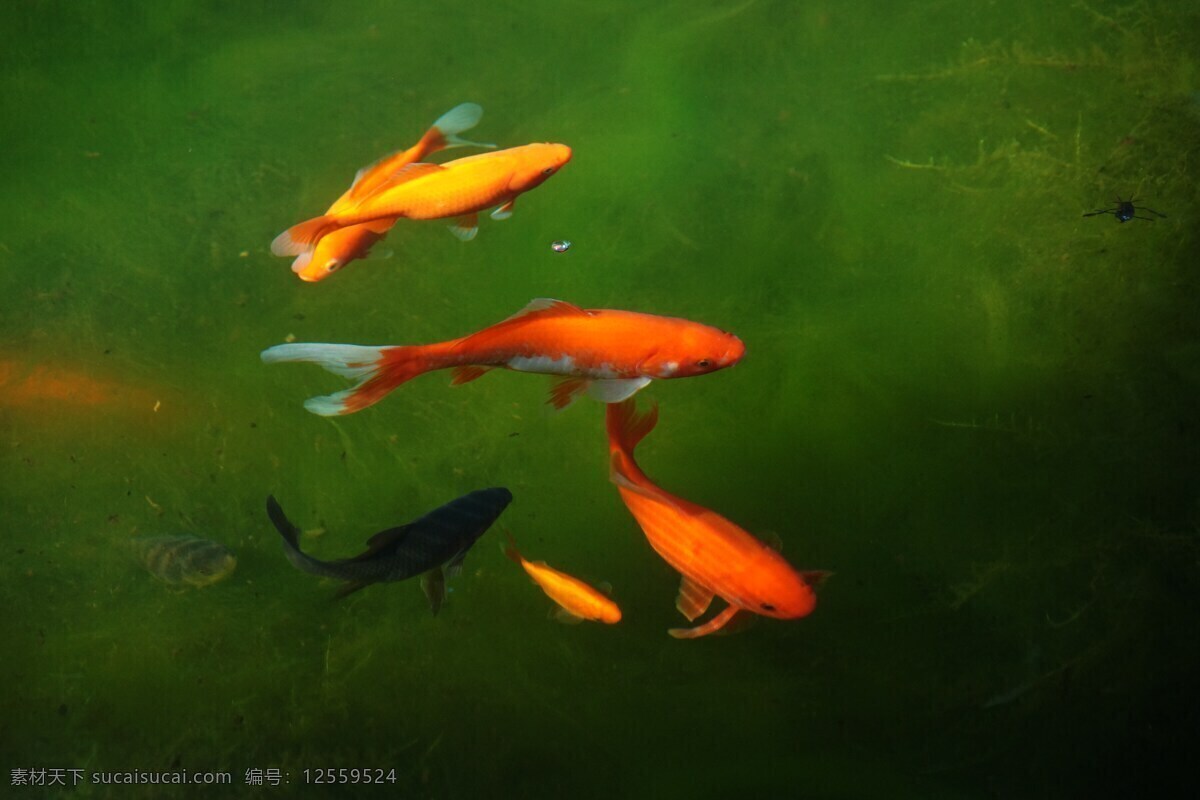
723;336;746;366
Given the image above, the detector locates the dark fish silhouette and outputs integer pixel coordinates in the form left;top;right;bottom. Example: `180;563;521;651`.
266;488;512;604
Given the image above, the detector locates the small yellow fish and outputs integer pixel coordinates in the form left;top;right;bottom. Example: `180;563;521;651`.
504;532;621;624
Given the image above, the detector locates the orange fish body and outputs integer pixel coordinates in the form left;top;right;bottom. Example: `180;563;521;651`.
606;398;827;639
504;533;621;624
288;103;495;282
260;298;744;416
273;142;571;257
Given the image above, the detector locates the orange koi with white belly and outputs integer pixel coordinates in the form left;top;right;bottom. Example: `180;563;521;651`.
288;103;495;283
606;398;830;639
260;298;744;416
271;141;571;257
504;532;621;624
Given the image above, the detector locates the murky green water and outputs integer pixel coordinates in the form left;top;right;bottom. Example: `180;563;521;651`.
3;1;1198;797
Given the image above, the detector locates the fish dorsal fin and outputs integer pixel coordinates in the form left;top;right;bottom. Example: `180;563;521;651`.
501;298;589;324
348;523;412;561
676;576;715;621
368;162;445;197
596;581;613;597
761;530;783;552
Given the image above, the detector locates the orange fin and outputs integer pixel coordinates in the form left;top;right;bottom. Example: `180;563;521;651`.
605;398;660;455
548;377;589;410
502;530;523;564
271;215;338;256
676;576;715;621
668;604;742;639
371;161;445;194
450;365;493;385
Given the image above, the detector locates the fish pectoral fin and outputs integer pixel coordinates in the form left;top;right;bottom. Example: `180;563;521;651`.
420;567;445;616
585;377;652;404
668;604;742;639
552;607;585;625
447;214;479;241
450;365;494;385
676;576;715;621
490;200;515;220
548;377;589;410
444;547;469;579
804;570;834;589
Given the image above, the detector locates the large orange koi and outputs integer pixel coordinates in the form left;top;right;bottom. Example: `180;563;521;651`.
606;398;829;638
260;298;744;415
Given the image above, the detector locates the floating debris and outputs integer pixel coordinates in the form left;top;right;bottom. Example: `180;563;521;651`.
550;240;571;253
131;535;237;587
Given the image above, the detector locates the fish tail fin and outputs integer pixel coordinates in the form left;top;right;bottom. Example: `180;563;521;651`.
605;397;659;458
428;102;496;151
265;495;302;550
501;530;523;564
271;215;339;256
260;342;437;415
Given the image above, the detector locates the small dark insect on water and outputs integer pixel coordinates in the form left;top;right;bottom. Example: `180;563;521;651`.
1082;196;1167;223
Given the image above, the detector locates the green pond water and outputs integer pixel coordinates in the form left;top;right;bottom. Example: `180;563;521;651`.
2;1;1198;797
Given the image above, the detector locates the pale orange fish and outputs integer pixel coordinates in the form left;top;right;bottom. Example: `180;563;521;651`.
289;102;495;282
607;398;830;639
0;357;161;414
271;142;571;255
504;532;621;624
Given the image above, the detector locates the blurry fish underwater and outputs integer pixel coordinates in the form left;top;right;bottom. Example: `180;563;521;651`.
131;535;237;588
266;488;512;607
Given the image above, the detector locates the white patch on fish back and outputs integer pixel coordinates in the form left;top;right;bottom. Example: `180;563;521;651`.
658;361;679;378
507;354;578;375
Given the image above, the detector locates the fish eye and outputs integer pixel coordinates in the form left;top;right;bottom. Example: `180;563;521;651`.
760;603;776;612
324;260;340;273
542;167;555;175
696;359;712;368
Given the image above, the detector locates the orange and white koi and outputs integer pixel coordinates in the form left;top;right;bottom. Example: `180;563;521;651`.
287;103;495;283
260;298;744;416
504;532;621;624
271;142;571;257
606;398;829;639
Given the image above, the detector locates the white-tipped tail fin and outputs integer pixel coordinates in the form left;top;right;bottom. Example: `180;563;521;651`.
261;342;435;416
